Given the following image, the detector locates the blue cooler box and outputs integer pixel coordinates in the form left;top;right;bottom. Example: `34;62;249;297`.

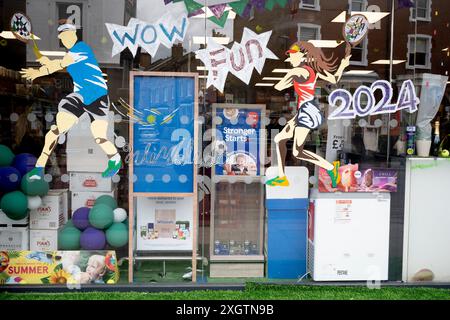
266;198;308;279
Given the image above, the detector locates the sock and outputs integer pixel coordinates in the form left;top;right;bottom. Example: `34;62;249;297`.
110;153;121;164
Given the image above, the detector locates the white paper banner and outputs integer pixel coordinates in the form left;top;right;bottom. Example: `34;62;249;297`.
195;28;278;92
105;12;189;57
416;73;449;139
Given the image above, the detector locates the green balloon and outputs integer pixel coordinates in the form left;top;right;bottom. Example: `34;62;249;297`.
21;172;49;196
58;226;81;250
0;191;29;220
106;222;128;247
0;145;14;167
95;195;117;209
64;219;75;229
89;203;114;229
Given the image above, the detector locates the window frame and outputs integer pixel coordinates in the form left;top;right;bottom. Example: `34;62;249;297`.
349;37;368;66
409;0;432;22
299;0;321;11
348;0;367;12
406;34;432;69
297;23;322;42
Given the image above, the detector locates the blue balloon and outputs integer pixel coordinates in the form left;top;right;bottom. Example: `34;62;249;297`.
12;153;37;176
0;167;22;192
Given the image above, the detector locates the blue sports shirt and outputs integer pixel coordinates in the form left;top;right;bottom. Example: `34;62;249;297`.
67;41;108;105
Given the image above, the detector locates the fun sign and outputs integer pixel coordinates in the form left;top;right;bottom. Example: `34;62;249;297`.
328;80;419;120
105;13;188;57
195;28;278;92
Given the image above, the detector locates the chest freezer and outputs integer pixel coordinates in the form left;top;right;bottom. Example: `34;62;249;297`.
309;189;390;281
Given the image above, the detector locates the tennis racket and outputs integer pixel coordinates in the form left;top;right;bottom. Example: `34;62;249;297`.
10;12;42;59
342;14;370;56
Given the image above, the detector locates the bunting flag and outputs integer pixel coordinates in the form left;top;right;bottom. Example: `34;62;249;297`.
165;0;289;27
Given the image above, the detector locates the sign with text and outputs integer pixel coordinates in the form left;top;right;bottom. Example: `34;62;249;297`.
212;104;264;177
106;12;188;57
328;80;419;120
136;197;193;251
0;251;119;285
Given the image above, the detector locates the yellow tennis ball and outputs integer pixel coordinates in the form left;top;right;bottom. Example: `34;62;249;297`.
107;279;115;284
146;115;156;124
441;149;449;157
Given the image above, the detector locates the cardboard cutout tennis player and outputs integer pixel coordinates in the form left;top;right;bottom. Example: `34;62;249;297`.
266;14;369;187
20;21;121;180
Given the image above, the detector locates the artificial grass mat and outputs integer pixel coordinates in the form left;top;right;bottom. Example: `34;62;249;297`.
1;283;450;300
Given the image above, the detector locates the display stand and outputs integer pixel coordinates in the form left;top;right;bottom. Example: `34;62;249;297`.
265;166;309;279
403;157;450;282
209;103;266;277
128;72;198;283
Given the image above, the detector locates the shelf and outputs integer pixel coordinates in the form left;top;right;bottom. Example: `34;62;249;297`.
210;255;264;262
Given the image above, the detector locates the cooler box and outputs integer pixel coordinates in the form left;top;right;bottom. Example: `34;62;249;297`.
266;166;309;279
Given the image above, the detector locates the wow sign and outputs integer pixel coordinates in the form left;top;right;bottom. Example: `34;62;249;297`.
328;80;420;120
105;13;188;57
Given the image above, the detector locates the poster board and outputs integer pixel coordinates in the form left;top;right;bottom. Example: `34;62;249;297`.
209;104;266;269
0;251;119;285
212;104;265;179
129;72;198;282
136;197;193;251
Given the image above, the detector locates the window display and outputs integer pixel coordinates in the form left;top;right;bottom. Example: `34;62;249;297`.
0;0;449;289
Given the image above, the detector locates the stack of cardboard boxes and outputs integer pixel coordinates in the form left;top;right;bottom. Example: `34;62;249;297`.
67;112;116;214
0;210;29;251
29;189;68;251
0;190;69;251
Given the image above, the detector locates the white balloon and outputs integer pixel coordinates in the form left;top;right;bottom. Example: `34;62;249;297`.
113;208;127;223
27;196;42;210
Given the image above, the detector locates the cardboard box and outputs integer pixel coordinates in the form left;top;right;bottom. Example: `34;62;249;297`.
71;189;116;212
69;172;113;192
0;209;29;227
67;112;114;172
0;227;29;250
29;229;58;251
51;189;69;219
30;190;68;230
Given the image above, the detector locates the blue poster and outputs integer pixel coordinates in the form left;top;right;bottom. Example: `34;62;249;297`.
214;107;262;176
132;75;195;193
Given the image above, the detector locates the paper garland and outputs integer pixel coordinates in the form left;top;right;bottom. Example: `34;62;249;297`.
164;0;288;27
195;27;278;92
105;12;189;57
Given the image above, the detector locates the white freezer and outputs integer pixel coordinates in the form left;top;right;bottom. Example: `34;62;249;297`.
309;189;390;281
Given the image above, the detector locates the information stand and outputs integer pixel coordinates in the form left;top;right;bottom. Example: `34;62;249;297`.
128;72;198;283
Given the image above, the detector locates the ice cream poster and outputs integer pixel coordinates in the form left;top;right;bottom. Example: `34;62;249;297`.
0;251;119;285
213;106;262;176
318;165;398;193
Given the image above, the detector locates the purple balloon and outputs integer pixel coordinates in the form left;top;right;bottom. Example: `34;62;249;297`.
80;227;106;250
72;207;91;230
12;153;37;176
0;167;22;192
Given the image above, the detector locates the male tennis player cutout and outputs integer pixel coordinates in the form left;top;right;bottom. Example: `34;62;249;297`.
20;21;121;180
